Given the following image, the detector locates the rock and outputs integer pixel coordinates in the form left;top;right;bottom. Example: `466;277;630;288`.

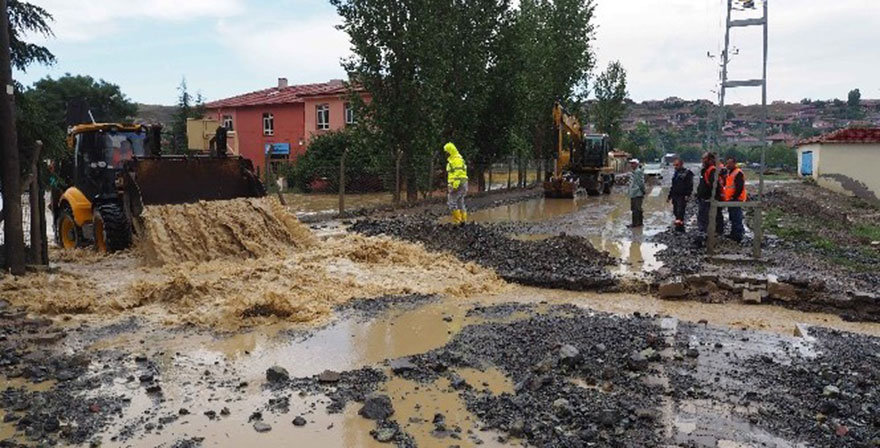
639;348;661;362
627;352;649;371
794;323;814;341
204;410;217;419
685;348;700;359
292;416;307;426
373;427;397;443
558;344;582;367
0;299;9;310
822;385;840;397
597;410;619;428
266;366;290;383
552;398;572;415
768;281;798;301
138;374;154;383
220;407;230;416
742;289;763;304
253;421;272;433
594;343;607;354
389;357;418;374
658;281;687;299
449;373;468;390
318;370;341;383
178;408;190;415
359;394;394;421
509;419;525;438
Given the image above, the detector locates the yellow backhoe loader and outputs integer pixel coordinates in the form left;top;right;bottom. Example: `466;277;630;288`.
543;102;615;198
52;123;265;252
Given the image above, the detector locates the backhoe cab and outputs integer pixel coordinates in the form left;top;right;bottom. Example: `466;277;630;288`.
53;123;266;252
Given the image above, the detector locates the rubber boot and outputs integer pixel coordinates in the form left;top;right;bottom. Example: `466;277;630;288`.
460;211;467;224
451;210;462;224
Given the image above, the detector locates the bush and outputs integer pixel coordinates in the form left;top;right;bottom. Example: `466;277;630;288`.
287;129;383;193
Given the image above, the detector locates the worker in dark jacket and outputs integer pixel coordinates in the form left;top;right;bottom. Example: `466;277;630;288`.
667;158;694;232
696;152;724;236
721;157;747;242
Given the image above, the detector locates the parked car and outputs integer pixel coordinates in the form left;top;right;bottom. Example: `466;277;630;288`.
644;163;663;179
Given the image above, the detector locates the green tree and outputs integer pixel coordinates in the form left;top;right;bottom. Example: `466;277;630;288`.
847;88;863;119
6;0;54;71
25;74;137;130
591;61;628;147
169;78;204;153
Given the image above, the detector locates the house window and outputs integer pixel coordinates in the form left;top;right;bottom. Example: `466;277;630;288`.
344;103;356;126
222;115;234;131
317;104;330;130
263;113;274;136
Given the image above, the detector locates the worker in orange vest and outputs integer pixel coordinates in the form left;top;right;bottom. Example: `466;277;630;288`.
696;152;724;236
721;156;747;242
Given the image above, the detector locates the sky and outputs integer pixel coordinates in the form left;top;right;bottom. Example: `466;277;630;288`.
13;0;880;106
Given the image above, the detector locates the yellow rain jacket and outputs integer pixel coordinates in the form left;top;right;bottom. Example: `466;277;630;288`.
444;143;468;189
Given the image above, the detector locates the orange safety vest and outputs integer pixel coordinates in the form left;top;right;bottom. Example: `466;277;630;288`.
722;167;747;202
702;165;716;186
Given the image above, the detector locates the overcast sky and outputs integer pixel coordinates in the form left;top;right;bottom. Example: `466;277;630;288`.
13;0;880;105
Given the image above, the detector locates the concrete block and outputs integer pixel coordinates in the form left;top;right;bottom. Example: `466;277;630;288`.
742;289;762;304
768;281;798;301
658;282;687;299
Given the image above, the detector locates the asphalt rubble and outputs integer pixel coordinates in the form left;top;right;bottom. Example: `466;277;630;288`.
265;302;880;447
352;219;617;291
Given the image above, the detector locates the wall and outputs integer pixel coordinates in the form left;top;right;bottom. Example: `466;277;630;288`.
303;96;350;145
207;104;306;174
799;143;880;204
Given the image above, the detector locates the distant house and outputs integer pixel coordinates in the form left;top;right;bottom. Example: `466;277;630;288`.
795;127;880;204
203;78;369;175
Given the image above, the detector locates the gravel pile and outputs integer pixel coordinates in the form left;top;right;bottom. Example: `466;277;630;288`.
352;220;617;290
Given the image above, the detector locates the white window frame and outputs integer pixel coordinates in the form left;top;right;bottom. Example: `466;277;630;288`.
222;115;234;131
263;113;274;136
317;104;330;130
344;103;356;126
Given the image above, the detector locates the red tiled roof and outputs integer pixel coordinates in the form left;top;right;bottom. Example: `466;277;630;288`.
205;80;347;109
796;127;880;147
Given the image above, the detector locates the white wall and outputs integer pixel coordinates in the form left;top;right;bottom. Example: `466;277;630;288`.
799;143;880;203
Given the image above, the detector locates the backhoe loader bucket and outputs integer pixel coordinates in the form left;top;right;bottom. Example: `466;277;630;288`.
125;156;266;214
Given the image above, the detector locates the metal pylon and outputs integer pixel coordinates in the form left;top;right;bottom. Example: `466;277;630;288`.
708;0;769;259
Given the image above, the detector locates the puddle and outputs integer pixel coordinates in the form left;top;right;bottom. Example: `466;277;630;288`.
379;373;510;447
464;188;673;276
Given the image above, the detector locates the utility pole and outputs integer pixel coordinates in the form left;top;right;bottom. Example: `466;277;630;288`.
0;0;26;275
708;0;768;259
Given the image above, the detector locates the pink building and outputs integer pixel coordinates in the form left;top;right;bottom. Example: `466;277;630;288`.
204;78;369;175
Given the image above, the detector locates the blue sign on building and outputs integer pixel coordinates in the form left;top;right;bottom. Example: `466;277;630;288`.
264;143;291;155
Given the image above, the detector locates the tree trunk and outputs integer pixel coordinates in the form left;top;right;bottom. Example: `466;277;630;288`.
476;163;486;192
0;0;26;275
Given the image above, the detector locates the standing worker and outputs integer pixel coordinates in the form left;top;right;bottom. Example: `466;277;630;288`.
444;142;468;224
721;156;747;242
667;158;694;232
628;158;646;228
697;152;724;236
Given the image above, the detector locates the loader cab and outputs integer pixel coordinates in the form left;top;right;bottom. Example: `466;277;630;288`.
70;124;148;201
571;134;611;169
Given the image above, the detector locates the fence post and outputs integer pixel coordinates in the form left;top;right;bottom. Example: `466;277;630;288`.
426;156;434;200
27;141;44;265
507;157;513;190
394;150;402;206
339;149;347;215
534;160;540;187
488;163;493;192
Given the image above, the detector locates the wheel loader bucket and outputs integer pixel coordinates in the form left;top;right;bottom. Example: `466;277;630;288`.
543;177;578;199
125;156;266;213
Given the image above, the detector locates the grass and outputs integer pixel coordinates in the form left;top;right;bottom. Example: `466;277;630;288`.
853;225;880;242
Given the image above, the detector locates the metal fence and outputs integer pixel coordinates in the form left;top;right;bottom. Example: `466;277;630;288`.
264;156;548;217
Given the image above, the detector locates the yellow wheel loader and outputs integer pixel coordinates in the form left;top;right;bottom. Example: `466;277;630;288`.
544;102;615;198
52;123;265;252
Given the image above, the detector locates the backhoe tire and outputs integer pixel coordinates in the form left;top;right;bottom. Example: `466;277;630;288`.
93;203;132;253
55;205;81;249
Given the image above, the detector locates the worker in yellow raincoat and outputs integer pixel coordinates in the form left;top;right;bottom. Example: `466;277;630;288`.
444;142;468;224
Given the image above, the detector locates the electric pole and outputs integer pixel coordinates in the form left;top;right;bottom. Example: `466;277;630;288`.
0;0;26;275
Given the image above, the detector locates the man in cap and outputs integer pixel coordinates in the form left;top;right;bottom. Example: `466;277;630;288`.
628;158;646;228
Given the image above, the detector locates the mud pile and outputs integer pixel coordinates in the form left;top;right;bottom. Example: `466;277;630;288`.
0;272;100;314
352;219;617;290
138;198;317;265
120;234;503;328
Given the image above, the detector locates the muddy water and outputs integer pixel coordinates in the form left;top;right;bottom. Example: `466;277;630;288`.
465;186;671;275
83;283;880;447
283;192;395;216
0;377;56;443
